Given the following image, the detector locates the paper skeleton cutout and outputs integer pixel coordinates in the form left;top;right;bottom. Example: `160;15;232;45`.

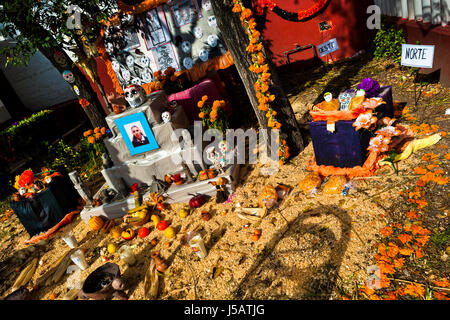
121;69;131;82
207;34;218;47
324;92;333;102
131;77;142;86
181;41;192;53
62;70;75;84
139;56;150;67
199;48;209;62
202;0;212;11
161;111;171;123
111;60;121;72
207;15;217;28
183;57;193;69
141;68;153;83
124;84;147;108
193;26;203;39
338;92;353;111
126;55;135;68
54;51;68;66
218;140;228;167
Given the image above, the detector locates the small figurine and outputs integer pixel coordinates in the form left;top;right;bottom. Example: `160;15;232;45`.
123;84;147;108
161;111;171;124
316;92;340;111
206;146;225;175
338;92;354;111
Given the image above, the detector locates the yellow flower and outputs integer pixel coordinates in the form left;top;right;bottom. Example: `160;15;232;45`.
199;112;205;119
197;100;204;108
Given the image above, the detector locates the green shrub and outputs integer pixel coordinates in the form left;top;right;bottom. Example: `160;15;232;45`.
373;20;406;64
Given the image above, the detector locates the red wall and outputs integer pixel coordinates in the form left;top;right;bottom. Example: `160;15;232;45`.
262;0;374;66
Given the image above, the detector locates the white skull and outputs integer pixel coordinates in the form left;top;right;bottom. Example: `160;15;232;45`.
161;111;171;123
121;69;131;82
44;176;52;184
63;70;75;84
141;68;153;83
73;85;80;96
202;0;212;11
183;57;193;69
206;146;219;162
105;42;114;55
218;140;228;155
181;41;191;53
199;48;209;62
131;77;142;85
124;84;147;108
54;51;67;66
193;26;203;39
126;55;135;68
139;56;150;67
207;34;218;47
207;15;217;28
111;60;121;72
19;187;26;196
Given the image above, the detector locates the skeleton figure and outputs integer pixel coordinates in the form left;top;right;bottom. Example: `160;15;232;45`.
161;111;171;123
141;68;153;83
207;15;217;28
181;40;191;53
121;69;131;82
139;56;150;67
338;92;353;111
199;48;209;62
63;70;75;84
54;51;68;66
183;57;193;69
124;84;147;108
207;34;218;47
206;146;225;174
73;85;80;96
193;26;203;39
218;140;228;168
131;77;142;86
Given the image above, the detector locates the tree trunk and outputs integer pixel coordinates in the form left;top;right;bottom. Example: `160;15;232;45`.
211;0;304;156
39;45;107;129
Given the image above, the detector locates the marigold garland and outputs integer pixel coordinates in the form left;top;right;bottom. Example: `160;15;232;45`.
232;0;289;163
255;0;329;21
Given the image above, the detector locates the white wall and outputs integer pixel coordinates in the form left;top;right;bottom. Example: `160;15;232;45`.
0;40;76;111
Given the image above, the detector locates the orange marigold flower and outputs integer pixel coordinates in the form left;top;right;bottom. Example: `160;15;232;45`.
202;95;208;102
393;257;405;268
261;72;271;82
415;179;427;187
212;100;222;110
100;127;106;135
380;226;393;237
402;283;425;297
433;278;450;288
415;248;425;258
87;136;96;144
95;132;102;139
232;3;242;13
415;199;428;208
414;166;428;175
434;291;449;300
399;246;414;256
415;235;430;246
406;210;420;220
197;100;204;108
83;130;92;137
199;112;205;119
378;261;395;274
426;163;438;170
398;234;413;244
445;153;450;160
94;127;100;133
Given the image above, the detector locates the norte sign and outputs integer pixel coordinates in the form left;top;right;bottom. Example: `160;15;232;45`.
401;44;435;68
317;38;339;57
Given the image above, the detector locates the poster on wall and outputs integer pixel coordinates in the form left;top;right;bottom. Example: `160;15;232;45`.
136;7;172;50
104;25;141;56
168;0;202;28
152;42;180;72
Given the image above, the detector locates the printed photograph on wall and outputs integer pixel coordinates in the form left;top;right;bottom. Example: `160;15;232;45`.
136;7;172;50
104;25;141;56
115;112;159;156
152;42;180;72
169;0;202;28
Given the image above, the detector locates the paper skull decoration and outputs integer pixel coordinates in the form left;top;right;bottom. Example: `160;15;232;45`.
131;77;142;85
193;26;203;39
183;57;193;69
207;35;218;47
111;60;121;72
19;187;26;196
202;0;212;11
199;48;209;62
141;68;153;83
181;41;191;53
161;111;171;123
218;140;228;155
139;56;150;67
62;70;75;84
207;15;217;28
124;84;147;108
338;92;353;111
121;69;131;82
54;51;67;66
126;55;135;68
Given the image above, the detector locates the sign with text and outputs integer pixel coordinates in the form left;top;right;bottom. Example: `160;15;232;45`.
317;38;339;57
401;44;435;68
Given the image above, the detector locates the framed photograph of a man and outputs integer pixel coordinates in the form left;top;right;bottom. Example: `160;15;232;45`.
115;112;159;156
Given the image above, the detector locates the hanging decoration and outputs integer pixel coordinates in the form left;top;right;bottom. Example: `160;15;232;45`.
255;0;329;22
232;0;289;165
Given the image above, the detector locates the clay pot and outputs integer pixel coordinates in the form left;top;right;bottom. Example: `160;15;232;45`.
150;251;168;273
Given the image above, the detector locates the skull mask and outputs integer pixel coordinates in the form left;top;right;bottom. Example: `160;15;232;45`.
131;77;142;86
126;55;135;68
207;15;217;28
193;26;203;39
181;41;191;53
121;69;131;82
183;57;193;69
199;48;209;62
161;111;171;123
124;84;147;108
111;60;121;72
63;70;75;84
202;0;212;11
218;140;228;155
207;35;218;47
141;68;153;83
139;56;150;67
54;51;67;66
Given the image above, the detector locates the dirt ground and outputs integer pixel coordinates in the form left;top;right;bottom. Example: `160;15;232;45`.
0;54;448;300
